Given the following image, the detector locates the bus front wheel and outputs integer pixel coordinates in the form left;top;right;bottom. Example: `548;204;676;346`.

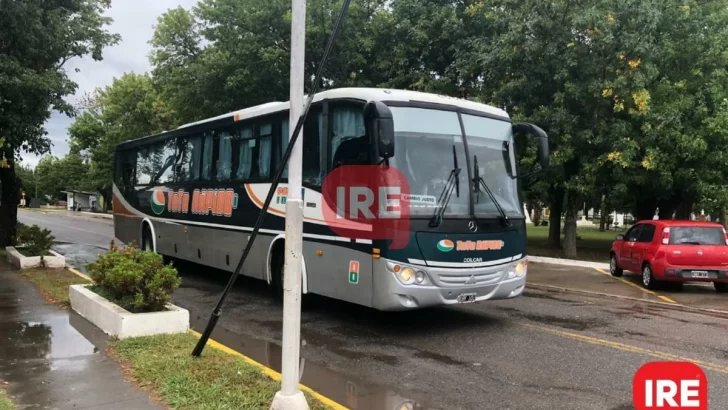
141;225;154;252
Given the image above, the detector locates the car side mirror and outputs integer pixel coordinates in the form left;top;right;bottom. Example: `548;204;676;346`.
364;101;395;159
615;234;624;241
513;123;549;169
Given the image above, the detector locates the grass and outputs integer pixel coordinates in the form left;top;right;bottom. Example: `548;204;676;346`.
526;224;629;262
0;387;15;410
20;268;91;308
111;333;333;410
15;247;54;258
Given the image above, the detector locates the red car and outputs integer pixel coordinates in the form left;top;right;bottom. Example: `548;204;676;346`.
609;220;728;293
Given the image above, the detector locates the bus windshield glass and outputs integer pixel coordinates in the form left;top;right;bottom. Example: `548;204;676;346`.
389;106;469;217
461;113;521;217
388;106;521;218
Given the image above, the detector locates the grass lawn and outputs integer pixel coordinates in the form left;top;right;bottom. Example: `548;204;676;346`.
20;268;91;308
526;224;629;262
111;333;333;410
0;387;15;410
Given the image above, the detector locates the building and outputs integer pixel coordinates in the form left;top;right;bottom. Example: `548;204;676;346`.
61;190;101;211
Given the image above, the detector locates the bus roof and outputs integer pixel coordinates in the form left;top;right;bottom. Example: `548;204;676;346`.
117;87;510;149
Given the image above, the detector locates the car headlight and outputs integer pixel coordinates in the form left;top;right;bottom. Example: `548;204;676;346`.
508;261;527;278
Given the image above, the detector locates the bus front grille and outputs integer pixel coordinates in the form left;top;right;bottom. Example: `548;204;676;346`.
435;270;505;287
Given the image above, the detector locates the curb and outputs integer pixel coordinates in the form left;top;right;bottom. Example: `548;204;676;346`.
525;283;728;318
66;266;93;282
189;329;348;410
528;255;610;270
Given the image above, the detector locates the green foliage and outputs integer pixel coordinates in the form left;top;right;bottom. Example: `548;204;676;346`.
87;241;181;313
15;223;55;257
34;153;90;202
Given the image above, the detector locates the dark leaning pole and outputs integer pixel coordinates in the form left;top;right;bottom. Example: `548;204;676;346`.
191;0;354;359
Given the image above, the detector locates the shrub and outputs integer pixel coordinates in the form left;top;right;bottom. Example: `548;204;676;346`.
16;223;55;257
86;240;181;313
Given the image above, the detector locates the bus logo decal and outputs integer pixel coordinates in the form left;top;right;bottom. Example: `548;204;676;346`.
151;190;166;215
437;239;455;252
191;188;239;217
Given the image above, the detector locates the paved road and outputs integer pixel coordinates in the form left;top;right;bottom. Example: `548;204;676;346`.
20;210;728;409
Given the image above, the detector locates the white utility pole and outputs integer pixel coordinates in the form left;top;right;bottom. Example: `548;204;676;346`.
270;0;308;409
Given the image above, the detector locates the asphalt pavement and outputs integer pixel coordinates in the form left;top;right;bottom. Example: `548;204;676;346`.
18;209;728;410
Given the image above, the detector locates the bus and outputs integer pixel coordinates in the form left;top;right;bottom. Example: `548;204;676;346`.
112;87;549;311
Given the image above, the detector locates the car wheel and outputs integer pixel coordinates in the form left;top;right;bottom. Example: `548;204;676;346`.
610;254;623;277
715;282;728;293
642;264;659;290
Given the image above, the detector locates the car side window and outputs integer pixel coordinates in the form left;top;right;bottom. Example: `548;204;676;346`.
626;224;642;242
639;224;656;243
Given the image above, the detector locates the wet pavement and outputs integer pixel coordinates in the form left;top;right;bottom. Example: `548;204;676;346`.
527;262;728;311
0;260;161;410
174;267;728;410
18;210;728;409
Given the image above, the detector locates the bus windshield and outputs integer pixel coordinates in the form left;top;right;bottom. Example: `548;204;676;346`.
388;106;521;218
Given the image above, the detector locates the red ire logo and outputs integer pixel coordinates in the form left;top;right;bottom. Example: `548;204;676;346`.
322;165;411;249
633;362;707;409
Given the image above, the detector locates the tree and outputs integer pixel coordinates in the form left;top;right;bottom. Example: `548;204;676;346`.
0;0;119;245
68;73;177;208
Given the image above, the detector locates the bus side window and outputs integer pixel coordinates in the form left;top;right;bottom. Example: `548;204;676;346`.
176;135;202;182
302;108;323;186
330;104;366;170
217;131;233;181
201;132;215;181
234;124;255;180
279;118;290;178
258;122;272;179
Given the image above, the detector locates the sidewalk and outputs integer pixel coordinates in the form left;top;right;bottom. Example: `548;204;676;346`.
0;260;162;410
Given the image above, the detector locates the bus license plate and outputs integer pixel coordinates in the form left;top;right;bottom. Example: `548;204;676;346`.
691;270;709;278
457;293;477;303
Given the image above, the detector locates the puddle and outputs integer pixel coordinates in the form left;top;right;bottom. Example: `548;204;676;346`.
412;351;463;366
495;306;607;331
190;315;428;410
52;243;106;274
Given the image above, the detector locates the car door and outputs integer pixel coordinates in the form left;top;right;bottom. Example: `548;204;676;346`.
620;224;643;272
633;223;656;268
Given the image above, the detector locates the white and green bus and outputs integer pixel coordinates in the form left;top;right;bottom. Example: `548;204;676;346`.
112;87;549;311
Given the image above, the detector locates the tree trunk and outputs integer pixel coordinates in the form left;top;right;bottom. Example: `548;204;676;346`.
562;195;578;259
657;198;676;220
599;194;608;231
0;148;19;247
632;197;658;222
532;203;542;226
675;201;693;220
719;208;727;228
547;187;564;249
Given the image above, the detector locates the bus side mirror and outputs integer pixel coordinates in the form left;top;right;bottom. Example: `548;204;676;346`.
364;101;395;159
513;123;549;169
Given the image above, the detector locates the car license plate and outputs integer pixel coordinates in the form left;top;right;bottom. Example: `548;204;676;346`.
691;270;709;278
457;293;477;303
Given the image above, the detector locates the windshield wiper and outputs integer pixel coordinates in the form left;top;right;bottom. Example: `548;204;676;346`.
429;146;461;227
472;155;510;227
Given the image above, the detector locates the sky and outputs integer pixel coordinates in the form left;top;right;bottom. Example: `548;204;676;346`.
20;0;198;169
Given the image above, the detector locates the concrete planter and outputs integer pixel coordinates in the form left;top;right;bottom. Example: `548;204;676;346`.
69;284;189;339
5;246;66;269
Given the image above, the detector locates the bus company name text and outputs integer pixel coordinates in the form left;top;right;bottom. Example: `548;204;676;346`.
456;240;504;251
164;188;239;217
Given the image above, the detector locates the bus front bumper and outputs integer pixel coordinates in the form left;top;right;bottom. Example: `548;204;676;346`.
372;258;527;311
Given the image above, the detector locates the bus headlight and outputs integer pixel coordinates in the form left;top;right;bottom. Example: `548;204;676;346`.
399;267;415;284
507;261;527;279
415;270;427;284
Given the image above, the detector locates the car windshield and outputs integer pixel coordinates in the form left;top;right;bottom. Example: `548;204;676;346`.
387;106;521;218
670;227;725;245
